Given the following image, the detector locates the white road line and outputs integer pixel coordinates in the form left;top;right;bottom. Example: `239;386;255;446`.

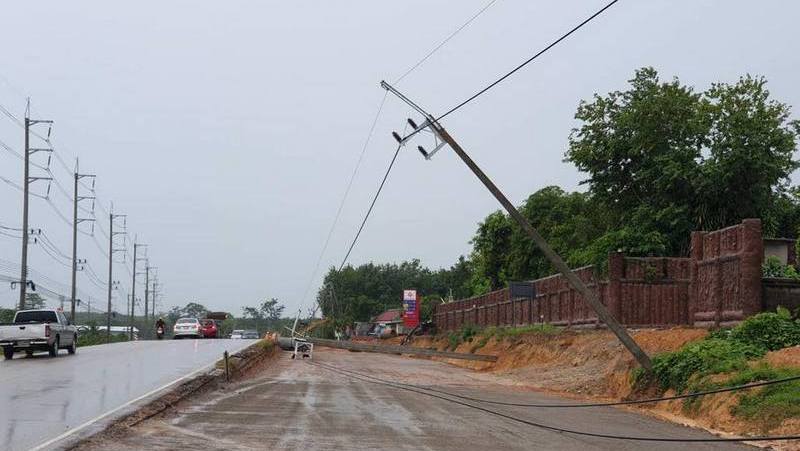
28;340;255;451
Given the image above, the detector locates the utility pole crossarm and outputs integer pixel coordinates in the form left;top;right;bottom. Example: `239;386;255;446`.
380;81;652;370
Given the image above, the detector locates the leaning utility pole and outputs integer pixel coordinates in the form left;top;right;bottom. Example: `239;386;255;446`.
106;208;126;342
70;159;95;321
18;101;53;310
381;81;652;370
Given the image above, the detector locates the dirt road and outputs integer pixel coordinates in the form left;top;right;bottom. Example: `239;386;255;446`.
76;349;753;450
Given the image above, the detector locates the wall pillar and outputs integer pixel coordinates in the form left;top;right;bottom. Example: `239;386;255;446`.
607;252;624;322
740;218;764;317
688;231;705;326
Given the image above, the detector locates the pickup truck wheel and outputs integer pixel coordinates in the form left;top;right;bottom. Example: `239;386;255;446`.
3;347;13;360
68;336;77;355
48;337;59;357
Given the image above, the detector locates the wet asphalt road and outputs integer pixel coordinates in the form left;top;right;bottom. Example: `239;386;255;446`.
0;338;257;451
76;349;754;451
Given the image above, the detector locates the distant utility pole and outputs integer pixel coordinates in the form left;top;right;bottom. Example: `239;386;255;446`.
71;158;95;321
144;264;150;320
18;100;53;310
106;208;126;342
381;81;653;371
130;241;146;340
151;275;160;320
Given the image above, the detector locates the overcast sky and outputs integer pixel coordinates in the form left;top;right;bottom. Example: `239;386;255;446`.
1;1;798;318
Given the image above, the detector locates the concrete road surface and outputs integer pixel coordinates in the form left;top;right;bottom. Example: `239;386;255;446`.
0;338;257;451
76;349;755;450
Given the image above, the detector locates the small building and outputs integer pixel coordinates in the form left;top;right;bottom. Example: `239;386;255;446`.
764;238;796;266
370;308;408;337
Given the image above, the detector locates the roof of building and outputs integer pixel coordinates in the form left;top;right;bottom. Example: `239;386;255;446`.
372;309;402;323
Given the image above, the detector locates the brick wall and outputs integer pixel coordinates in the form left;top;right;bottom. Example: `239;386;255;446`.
434;219;765;332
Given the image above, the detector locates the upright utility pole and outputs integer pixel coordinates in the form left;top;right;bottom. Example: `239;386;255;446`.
130;241;147;340
70;159;95;321
148;268;158;321
144;264;150;320
106;208;126;342
381;81;653;370
18;101;52;310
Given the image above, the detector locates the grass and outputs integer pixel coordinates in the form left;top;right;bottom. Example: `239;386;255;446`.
443;323;561;352
77;331;129;347
631;309;800;431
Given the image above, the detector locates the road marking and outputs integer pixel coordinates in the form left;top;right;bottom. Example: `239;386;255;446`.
29;340;256;451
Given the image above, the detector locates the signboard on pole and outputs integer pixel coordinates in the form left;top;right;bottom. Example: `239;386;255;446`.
402;289;420;329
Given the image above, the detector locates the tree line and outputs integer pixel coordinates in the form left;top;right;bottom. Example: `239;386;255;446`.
317;67;800;327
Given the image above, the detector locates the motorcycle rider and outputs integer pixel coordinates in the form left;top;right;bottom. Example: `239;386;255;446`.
155;317;166;337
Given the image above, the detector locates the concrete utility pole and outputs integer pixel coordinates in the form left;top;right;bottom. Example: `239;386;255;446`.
381;81;653;370
70;158;95;321
18;101;53;310
144;264;150;320
106;208;126;343
129;242;136;340
149;268;158;321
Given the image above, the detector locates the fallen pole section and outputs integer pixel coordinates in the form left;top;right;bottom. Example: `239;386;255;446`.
308;338;498;362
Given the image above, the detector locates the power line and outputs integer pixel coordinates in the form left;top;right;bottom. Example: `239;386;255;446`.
436;0;619;122
394;0;501;84
310;360;800;444
300;91;389;308
338;141;403;272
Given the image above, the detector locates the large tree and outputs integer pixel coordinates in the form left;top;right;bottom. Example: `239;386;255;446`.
566;67;799;254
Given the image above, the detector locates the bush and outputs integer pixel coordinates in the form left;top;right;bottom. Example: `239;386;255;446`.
729;307;800;351
646;338;766;392
762;256;800;279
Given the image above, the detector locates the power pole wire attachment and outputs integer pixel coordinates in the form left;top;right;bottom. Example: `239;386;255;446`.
381;80;652;370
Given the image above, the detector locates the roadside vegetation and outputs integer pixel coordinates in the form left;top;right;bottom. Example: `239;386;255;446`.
442;323;560;352
762;255;800;280
633;307;800;430
77;323;129;347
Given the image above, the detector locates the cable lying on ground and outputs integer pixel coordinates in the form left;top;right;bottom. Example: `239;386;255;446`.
308;360;800;443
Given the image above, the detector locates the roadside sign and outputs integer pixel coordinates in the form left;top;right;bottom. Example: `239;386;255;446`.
402;290;420;329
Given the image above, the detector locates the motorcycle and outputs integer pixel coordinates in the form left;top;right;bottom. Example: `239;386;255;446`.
156;325;165;340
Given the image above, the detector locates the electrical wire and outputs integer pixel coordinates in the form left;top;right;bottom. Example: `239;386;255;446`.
319;357;800;408
393;0;620;147
309;360;800;443
338;141;403;272
436;0;619;122
300;91;389;309
39;231;72;260
394;0;500;84
44;198;73;227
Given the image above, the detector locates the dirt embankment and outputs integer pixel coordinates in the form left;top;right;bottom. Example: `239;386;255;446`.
411;328;800;447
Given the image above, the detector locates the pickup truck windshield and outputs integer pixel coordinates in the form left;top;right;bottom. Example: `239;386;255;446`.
15;311;58;324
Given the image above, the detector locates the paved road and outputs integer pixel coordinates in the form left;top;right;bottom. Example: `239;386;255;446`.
77;349;753;450
0;338;257;451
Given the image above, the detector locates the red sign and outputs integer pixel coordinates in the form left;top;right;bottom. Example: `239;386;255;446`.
403;290;420;329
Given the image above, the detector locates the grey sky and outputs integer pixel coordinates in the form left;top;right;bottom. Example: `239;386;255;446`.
1;1;798;317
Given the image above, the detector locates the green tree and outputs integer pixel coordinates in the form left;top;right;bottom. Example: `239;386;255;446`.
697;75;800;233
566;67;800;256
25;293;47;310
469;211;512;292
167;302;208;321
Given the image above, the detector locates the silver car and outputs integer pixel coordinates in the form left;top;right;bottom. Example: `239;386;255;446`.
173;317;202;339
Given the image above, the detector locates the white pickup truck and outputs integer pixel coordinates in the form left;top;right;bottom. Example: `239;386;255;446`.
0;309;78;360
